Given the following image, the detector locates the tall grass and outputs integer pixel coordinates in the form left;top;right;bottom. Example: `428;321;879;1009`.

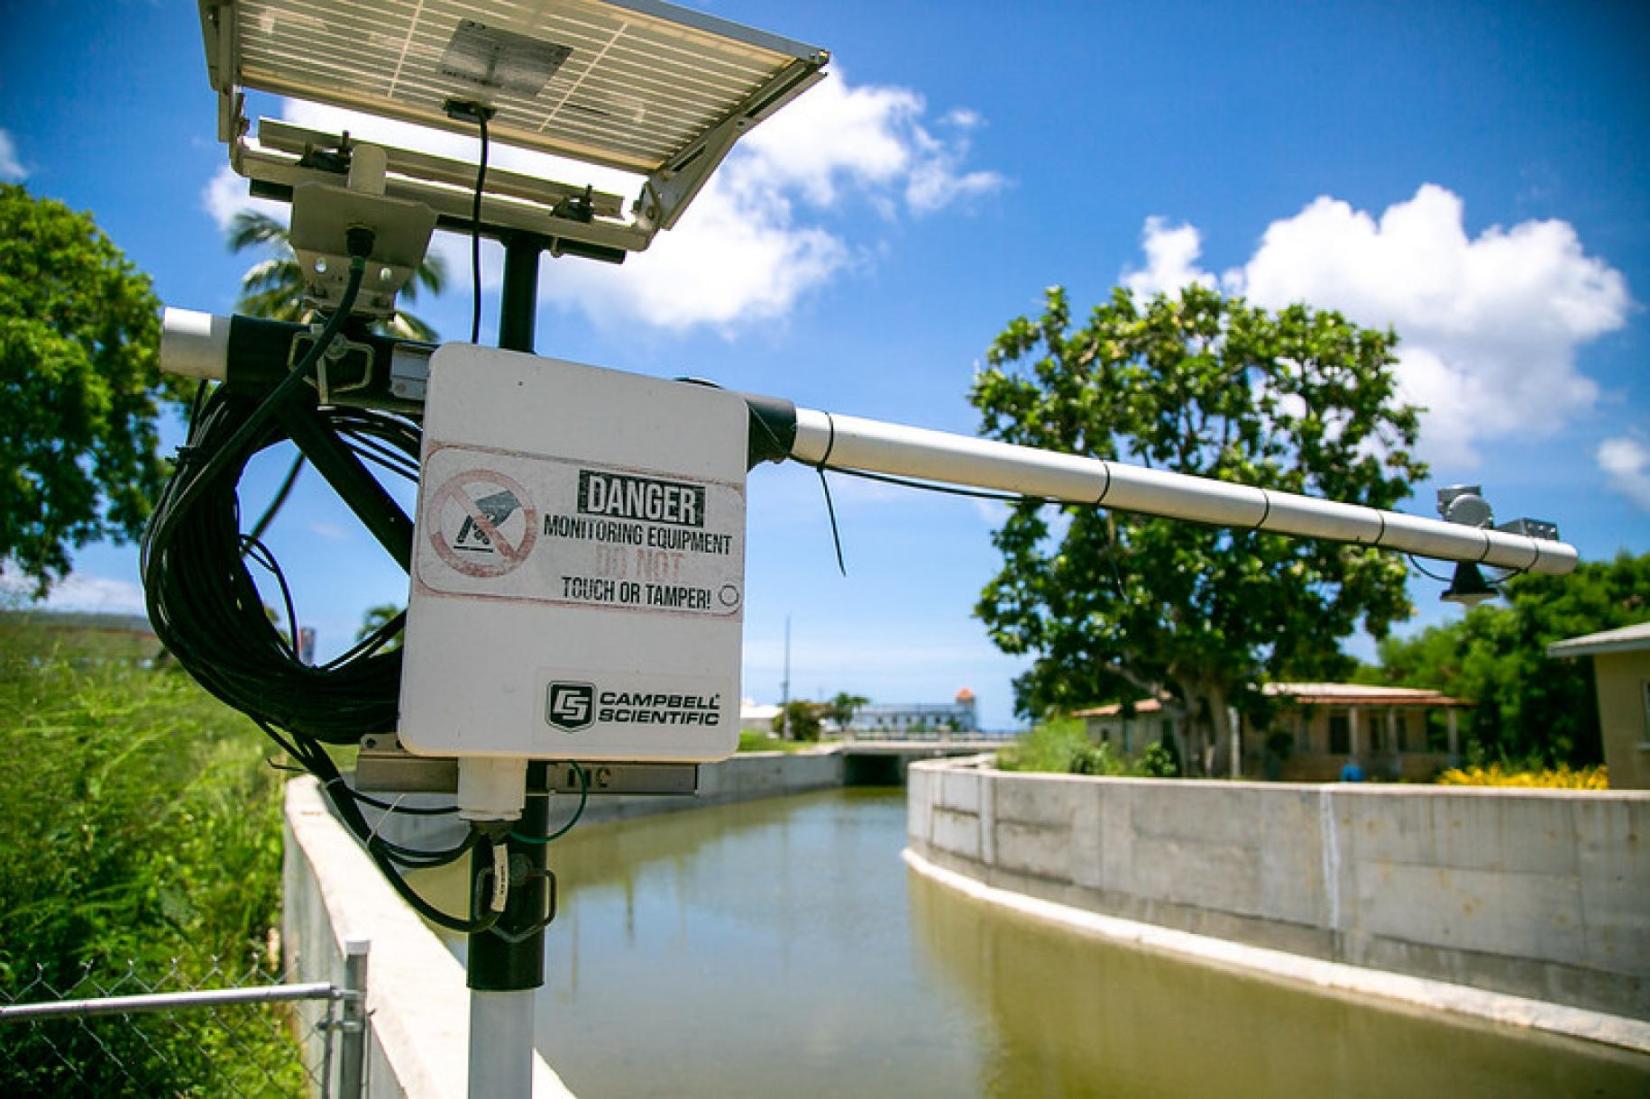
0;615;303;1093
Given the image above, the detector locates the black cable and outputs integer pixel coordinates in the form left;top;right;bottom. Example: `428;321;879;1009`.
814;415;847;576
162;256;369;524
375;830;477;868
511;762;589;845
302;745;499;933
816;471;846;576
142;229;494;934
469;112;489;344
241;535;302;660
825;463;1065;506
1407;554;1454;583
335;782;460;816
144;392;417;743
245;453;305;547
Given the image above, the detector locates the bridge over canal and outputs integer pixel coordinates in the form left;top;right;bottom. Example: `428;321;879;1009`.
834;733;1013;783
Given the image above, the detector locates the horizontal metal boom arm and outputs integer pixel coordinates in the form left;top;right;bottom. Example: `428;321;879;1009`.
789;408;1577;576
150;310;1577;576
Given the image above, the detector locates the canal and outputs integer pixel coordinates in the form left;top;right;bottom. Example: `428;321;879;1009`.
443;787;1650;1097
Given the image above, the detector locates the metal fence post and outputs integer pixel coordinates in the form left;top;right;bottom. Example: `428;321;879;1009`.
339;939;370;1099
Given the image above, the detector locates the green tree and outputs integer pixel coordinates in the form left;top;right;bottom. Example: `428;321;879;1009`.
0;185;181;594
826;691;868;732
1362;551;1649;765
776;699;824;742
356;602;405;652
228;210;446;339
971;285;1425;774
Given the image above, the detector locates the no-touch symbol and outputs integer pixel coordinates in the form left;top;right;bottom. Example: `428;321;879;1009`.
428;469;538;578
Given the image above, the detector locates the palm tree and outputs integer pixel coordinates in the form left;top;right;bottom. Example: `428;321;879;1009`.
228;211;447;340
827;692;869;734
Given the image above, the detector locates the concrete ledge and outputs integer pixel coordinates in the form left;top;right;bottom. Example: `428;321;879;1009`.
578;749;845;824
909;756;1650;1020
283;777;575;1098
903;845;1650;1055
374;750;848;852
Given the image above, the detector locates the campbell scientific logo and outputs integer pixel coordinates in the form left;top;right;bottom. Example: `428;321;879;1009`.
546;682;596;732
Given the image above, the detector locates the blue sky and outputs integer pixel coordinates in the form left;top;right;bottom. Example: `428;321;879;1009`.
3;0;1647;729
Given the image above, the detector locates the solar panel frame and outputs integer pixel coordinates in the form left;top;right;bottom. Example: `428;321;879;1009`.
203;0;828;175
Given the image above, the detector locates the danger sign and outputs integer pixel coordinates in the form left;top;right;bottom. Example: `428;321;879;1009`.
414;442;745;620
426;468;539;578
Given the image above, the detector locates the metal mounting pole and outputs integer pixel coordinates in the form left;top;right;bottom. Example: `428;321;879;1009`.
788;408;1579;575
467;232;550;1099
339;938;370;1099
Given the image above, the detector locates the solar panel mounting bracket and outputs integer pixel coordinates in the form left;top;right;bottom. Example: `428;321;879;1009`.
197;0;830;259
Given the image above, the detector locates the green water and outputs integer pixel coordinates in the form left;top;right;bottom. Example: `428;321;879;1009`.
448;787;1650;1097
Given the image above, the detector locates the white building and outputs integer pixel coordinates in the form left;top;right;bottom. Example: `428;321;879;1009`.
852;689;978;733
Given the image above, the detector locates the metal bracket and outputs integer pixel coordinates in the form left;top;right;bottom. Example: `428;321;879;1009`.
355;735;699;796
289;328;375;405
638;58;826;232
289;182;437;317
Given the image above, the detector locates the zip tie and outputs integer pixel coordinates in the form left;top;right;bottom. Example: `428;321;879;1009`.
816;412;846;576
364;792;407;848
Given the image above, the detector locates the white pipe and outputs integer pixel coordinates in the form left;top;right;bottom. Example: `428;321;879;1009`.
468;989;534;1099
159;307;230;381
791;407;1578;575
149;310;1577;576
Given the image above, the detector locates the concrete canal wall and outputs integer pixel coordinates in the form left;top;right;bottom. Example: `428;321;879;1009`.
577;749;844;824
281;750;848;1095
907;757;1650;1021
282;777;574;1098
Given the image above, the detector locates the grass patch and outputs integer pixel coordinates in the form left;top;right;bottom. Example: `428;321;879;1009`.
0;614;305;1094
738;729;808;754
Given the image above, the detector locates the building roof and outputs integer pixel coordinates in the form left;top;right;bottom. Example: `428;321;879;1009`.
740;699;782;722
955;688;976;702
1260;682;1470;707
1073;698;1169;718
1073;681;1470;718
1547;620;1650;659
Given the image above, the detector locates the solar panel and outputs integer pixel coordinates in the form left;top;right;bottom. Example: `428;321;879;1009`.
199;0;829;253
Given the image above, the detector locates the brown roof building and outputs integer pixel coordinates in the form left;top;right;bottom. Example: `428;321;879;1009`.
1076;682;1471;781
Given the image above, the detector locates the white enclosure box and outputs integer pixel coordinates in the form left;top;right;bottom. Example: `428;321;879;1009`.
399;346;747;763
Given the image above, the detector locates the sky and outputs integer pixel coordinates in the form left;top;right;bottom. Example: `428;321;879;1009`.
2;0;1648;729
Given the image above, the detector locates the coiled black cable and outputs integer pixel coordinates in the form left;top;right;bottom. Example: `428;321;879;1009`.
139;249;508;933
142;387;415;743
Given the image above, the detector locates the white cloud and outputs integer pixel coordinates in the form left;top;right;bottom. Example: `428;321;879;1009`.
202;164;290;231
1123;185;1631;468
0;565;146;614
201;74;1002;334
1123;217;1216;300
541;177;850;331
0;128;24;181
1598;437;1650;511
548;73;1004;332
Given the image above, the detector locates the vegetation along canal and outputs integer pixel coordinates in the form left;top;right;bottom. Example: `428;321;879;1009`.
440;788;1649;1097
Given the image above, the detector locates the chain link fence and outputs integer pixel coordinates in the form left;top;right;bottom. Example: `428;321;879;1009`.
0;954;366;1097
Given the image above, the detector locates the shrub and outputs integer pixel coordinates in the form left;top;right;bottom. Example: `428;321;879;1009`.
0;615;302;1093
1436;762;1608;789
999;718;1130;776
776;700;824;741
1135;742;1180;778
